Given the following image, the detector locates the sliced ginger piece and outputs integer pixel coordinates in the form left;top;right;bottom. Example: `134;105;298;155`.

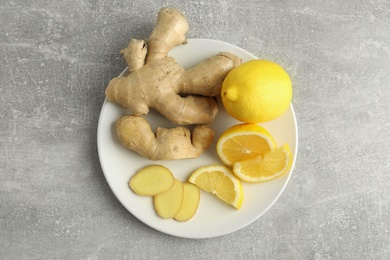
129;165;175;196
154;179;184;219
174;182;200;222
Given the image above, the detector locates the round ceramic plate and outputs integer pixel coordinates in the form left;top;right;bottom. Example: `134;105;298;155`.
97;38;298;239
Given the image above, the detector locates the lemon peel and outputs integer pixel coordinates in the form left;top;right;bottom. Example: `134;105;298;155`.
221;60;292;123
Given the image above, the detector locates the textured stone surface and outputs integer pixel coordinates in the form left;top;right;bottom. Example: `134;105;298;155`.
1;0;390;259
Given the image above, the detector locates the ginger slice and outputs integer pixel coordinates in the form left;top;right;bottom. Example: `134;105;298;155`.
154;179;184;219
174;182;200;222
129;165;175;196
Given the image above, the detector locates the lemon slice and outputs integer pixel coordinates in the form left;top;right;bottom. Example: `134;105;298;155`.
233;144;292;183
216;123;276;167
188;164;243;209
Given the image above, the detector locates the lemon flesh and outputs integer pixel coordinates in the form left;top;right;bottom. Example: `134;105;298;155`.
216;123;276;167
189;165;243;210
233;144;293;183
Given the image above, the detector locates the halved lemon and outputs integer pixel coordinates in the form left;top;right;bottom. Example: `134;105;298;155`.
233;144;292;183
188;164;244;209
216;123;276;167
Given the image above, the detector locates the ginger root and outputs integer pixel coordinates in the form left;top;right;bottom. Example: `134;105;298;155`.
105;7;241;125
116;116;214;160
106;7;241;160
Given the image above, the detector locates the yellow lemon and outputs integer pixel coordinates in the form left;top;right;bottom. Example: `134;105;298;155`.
188;164;243;209
216;123;276;167
233;144;293;183
221;60;292;123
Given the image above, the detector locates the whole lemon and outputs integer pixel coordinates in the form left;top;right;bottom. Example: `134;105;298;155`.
221;60;292;123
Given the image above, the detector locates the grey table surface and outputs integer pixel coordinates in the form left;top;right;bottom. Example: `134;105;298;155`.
1;0;389;259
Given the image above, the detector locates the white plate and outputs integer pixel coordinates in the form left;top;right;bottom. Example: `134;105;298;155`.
97;38;298;239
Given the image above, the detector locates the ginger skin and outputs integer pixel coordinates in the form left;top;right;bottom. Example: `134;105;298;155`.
116;116;215;160
105;7;241;125
106;7;241;160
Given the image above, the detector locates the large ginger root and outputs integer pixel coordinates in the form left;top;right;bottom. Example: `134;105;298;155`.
105;7;241;125
107;7;241;160
116;115;214;160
